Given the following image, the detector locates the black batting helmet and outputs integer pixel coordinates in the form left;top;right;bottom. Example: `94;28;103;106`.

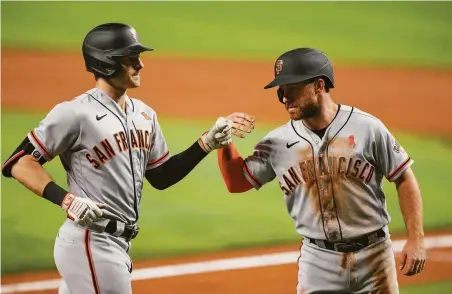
82;23;153;79
264;48;335;90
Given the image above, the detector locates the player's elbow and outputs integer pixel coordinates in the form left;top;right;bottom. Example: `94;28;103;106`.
225;182;237;193
226;185;252;194
2;163;14;178
147;175;180;191
3;155;36;178
145;167;173;190
222;177;253;194
149;180;171;191
228;187;246;194
219;165;254;194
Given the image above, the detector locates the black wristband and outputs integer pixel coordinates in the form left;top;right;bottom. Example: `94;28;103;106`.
42;181;68;206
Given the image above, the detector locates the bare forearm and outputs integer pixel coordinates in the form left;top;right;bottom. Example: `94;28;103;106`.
11;155;53;197
396;169;424;240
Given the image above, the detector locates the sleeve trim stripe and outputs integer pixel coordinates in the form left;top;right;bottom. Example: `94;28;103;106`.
2;150;25;170
243;162;262;188
387;157;412;181
147;151;170;167
30;131;53;160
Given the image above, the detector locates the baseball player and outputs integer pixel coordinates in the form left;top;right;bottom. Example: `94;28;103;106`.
217;48;427;293
1;23;254;294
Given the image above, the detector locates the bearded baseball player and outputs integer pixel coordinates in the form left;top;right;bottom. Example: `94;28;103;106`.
2;23;254;294
217;48;427;293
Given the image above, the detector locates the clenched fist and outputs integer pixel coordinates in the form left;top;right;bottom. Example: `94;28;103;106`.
61;194;107;226
199;117;233;153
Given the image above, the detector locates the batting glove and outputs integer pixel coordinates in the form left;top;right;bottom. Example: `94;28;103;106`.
61;194;106;226
199;117;233;153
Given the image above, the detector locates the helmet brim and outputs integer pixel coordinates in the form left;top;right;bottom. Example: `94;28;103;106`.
124;43;154;55
107;43;154;59
264;74;315;89
130;43;154;52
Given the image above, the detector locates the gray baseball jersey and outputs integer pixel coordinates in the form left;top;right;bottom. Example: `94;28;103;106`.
243;105;412;241
27;88;173;294
28;88;170;228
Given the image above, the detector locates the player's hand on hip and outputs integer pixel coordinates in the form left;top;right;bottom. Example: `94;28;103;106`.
226;112;255;139
61;194;107;226
399;238;427;276
199;117;233;153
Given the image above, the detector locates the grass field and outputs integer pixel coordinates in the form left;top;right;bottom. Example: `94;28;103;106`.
2;111;452;273
400;281;452;294
2;1;452;67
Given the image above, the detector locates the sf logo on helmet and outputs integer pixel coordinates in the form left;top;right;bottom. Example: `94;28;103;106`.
275;59;283;75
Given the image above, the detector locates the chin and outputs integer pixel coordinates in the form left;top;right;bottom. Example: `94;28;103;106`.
287;106;319;121
289;114;302;120
129;81;140;88
287;110;303;121
129;76;141;88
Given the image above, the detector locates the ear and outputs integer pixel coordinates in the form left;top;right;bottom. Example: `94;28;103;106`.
277;87;284;104
314;78;325;93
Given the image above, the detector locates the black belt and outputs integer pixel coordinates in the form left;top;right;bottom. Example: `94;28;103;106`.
308;228;386;253
104;220;140;242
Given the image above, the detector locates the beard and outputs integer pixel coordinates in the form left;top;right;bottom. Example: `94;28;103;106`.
301;103;320;119
288;103;320;120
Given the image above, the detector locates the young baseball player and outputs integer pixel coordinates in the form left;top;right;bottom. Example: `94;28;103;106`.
2;23;254;294
217;48;427;293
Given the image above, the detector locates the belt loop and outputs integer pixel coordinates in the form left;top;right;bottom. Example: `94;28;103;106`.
113;222;125;237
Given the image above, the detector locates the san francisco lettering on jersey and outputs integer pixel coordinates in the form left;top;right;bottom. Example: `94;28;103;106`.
279;155;375;196
86;128;152;168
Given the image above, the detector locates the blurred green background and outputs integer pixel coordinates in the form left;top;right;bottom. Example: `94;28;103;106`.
3;1;452;67
2;1;452;293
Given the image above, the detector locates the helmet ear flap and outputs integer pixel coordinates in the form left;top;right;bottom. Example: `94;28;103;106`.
83;54;122;79
277;87;284;104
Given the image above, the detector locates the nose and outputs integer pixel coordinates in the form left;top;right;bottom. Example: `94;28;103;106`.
134;58;144;70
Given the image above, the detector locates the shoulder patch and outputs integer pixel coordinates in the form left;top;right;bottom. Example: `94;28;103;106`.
390;135;405;154
141;112;151;121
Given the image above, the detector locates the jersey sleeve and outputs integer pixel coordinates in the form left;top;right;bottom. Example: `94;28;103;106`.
373;120;413;182
27;101;81;162
146;113;171;170
243;137;276;189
